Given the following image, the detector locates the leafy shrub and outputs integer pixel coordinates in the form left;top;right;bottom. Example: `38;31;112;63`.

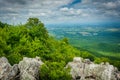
94;57;110;64
40;62;72;80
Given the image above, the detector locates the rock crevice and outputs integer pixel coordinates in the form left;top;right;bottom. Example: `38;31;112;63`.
66;57;120;80
0;57;43;80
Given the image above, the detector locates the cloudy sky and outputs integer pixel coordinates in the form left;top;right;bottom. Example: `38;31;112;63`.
0;0;120;24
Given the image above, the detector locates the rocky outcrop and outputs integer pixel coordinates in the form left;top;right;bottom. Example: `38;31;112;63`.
66;57;120;80
0;56;120;80
0;57;19;80
0;57;43;80
0;57;11;80
18;57;43;80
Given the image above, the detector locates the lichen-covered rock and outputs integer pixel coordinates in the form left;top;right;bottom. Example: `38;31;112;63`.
0;57;12;80
66;57;119;80
18;57;43;80
0;57;19;80
0;56;119;80
116;72;120;80
8;64;19;80
0;56;43;80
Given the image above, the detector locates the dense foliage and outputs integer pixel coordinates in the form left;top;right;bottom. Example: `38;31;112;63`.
0;18;120;79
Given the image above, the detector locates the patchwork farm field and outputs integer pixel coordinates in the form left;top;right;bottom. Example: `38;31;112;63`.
46;23;120;60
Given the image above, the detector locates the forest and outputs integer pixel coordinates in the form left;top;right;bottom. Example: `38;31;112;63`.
0;18;120;80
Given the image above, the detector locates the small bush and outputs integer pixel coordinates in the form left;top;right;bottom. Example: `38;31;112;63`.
40;62;72;80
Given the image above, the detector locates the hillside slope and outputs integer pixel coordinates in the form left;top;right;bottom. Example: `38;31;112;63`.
0;18;120;80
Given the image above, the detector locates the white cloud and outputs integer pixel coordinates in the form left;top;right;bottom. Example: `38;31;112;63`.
27;0;71;9
103;2;117;9
60;7;84;16
0;0;120;24
60;7;69;12
104;10;119;16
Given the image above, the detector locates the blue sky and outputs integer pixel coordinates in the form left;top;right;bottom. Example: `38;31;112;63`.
0;0;120;24
68;0;81;7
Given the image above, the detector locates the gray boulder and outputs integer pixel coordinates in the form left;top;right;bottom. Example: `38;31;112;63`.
8;64;19;80
0;56;119;80
18;57;43;80
116;72;120;80
0;57;19;80
0;56;43;80
66;57;119;80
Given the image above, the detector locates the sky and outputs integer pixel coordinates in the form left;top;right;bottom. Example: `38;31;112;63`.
0;0;120;24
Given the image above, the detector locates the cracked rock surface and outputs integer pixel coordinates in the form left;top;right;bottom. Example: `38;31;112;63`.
66;57;120;80
0;57;43;80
